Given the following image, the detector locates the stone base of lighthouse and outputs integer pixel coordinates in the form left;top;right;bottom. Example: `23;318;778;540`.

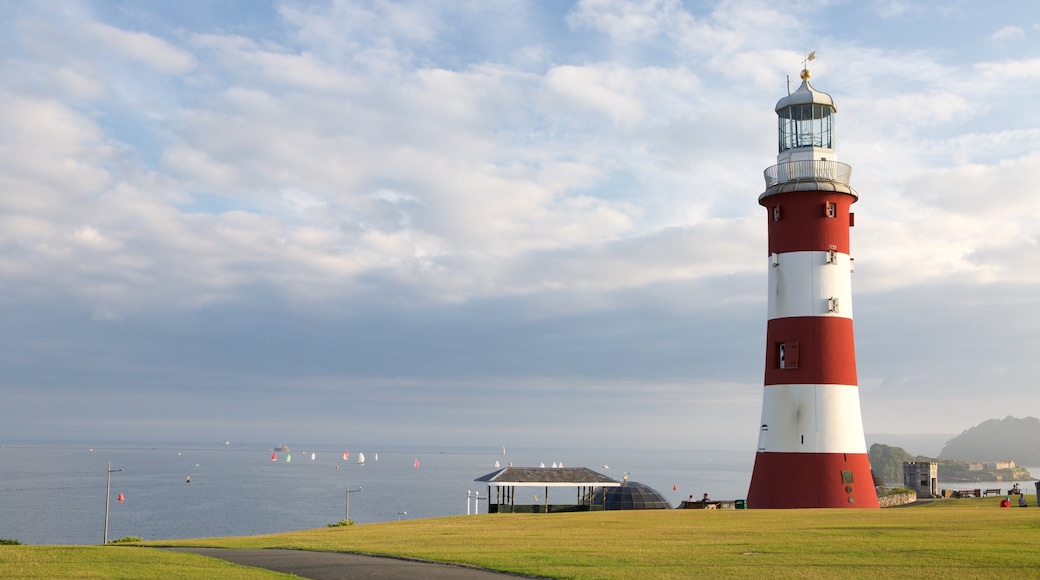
747;452;879;508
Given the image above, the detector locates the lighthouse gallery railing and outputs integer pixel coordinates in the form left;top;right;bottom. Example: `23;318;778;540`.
763;160;852;189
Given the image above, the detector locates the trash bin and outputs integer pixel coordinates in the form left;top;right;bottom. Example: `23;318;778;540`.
734;499;747;509
1035;482;1039;507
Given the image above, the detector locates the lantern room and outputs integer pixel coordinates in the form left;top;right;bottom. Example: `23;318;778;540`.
775;69;836;165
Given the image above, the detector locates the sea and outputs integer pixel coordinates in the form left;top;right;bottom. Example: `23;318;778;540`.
0;442;754;545
1;441;1035;545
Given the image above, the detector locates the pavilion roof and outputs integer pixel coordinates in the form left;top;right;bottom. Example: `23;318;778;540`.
475;466;621;487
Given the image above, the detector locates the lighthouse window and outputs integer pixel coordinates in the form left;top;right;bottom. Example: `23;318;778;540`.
776;341;799;369
825;202;837;218
778;104;833;152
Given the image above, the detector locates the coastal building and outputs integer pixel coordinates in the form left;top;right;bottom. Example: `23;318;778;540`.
746;60;880;509
903;461;939;498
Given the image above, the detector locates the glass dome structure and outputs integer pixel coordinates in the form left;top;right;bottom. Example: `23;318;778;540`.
586;481;672;510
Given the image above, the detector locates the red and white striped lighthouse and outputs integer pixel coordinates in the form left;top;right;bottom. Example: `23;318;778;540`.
746;66;879;509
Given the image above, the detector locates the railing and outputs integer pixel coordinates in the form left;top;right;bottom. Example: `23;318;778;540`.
763;160;852;189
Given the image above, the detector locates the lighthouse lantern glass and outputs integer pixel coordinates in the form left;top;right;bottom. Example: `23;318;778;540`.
778;104;833;152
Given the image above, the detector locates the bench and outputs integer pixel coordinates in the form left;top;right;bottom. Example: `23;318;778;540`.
984;488;1002;497
681;500;722;510
955;490;977;498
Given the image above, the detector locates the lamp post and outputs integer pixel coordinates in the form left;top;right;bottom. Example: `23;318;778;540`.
104;462;122;544
397;511;407;521
345;485;362;522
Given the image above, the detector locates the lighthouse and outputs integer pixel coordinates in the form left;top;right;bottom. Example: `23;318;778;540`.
746;65;879;509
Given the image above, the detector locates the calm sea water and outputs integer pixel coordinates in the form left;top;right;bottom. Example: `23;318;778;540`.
0;442;756;545
4;442;1034;545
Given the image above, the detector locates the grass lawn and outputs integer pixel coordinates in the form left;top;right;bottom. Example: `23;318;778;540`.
0;546;291;579
3;497;1039;579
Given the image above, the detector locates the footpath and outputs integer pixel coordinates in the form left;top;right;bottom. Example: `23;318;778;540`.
163;547;535;579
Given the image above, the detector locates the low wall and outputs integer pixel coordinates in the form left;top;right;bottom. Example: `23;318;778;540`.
878;490;917;507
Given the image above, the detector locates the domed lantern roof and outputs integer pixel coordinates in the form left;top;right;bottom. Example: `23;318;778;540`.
775;69;837;112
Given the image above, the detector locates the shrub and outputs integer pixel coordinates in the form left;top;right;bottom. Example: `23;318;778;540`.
108;535;143;544
327;519;355;527
0;538;22;545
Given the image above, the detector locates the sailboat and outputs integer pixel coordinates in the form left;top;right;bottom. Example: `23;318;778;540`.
357;452;365;465
414;458;420;469
494;460;500;468
343;451;349;461
271;453;277;461
311;452;316;461
374;453;378;461
286;453;292;463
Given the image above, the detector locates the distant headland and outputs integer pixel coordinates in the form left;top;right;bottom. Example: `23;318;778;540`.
870;416;1040;483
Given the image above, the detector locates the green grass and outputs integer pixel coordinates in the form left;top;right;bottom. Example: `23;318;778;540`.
3;497;1039;579
0;546;292;579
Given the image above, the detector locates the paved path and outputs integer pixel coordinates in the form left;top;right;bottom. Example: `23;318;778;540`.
163;547;535;579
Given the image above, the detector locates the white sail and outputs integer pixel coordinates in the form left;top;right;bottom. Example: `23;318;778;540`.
374;453;378;461
357;452;365;465
311;452;316;460
494;460;500;468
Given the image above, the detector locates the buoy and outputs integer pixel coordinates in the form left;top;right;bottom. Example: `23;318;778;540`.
117;493;124;502
673;485;678;491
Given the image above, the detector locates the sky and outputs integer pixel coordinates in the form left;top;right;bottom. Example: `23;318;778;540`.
2;0;1039;453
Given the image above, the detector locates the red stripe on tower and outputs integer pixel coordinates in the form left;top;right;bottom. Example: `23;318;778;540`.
746;64;879;509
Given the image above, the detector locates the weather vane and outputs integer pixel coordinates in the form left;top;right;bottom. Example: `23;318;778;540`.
801;51;816;80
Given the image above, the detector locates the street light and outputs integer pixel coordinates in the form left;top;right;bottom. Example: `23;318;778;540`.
397;511;407;521
104;462;122;544
345;485;362;522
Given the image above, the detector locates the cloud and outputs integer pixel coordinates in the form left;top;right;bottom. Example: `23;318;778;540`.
566;0;690;44
82;22;196;75
545;63;700;127
990;25;1025;43
975;57;1040;81
2;1;1040;448
871;0;917;19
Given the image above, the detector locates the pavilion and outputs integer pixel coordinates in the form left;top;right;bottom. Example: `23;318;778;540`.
474;466;620;513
